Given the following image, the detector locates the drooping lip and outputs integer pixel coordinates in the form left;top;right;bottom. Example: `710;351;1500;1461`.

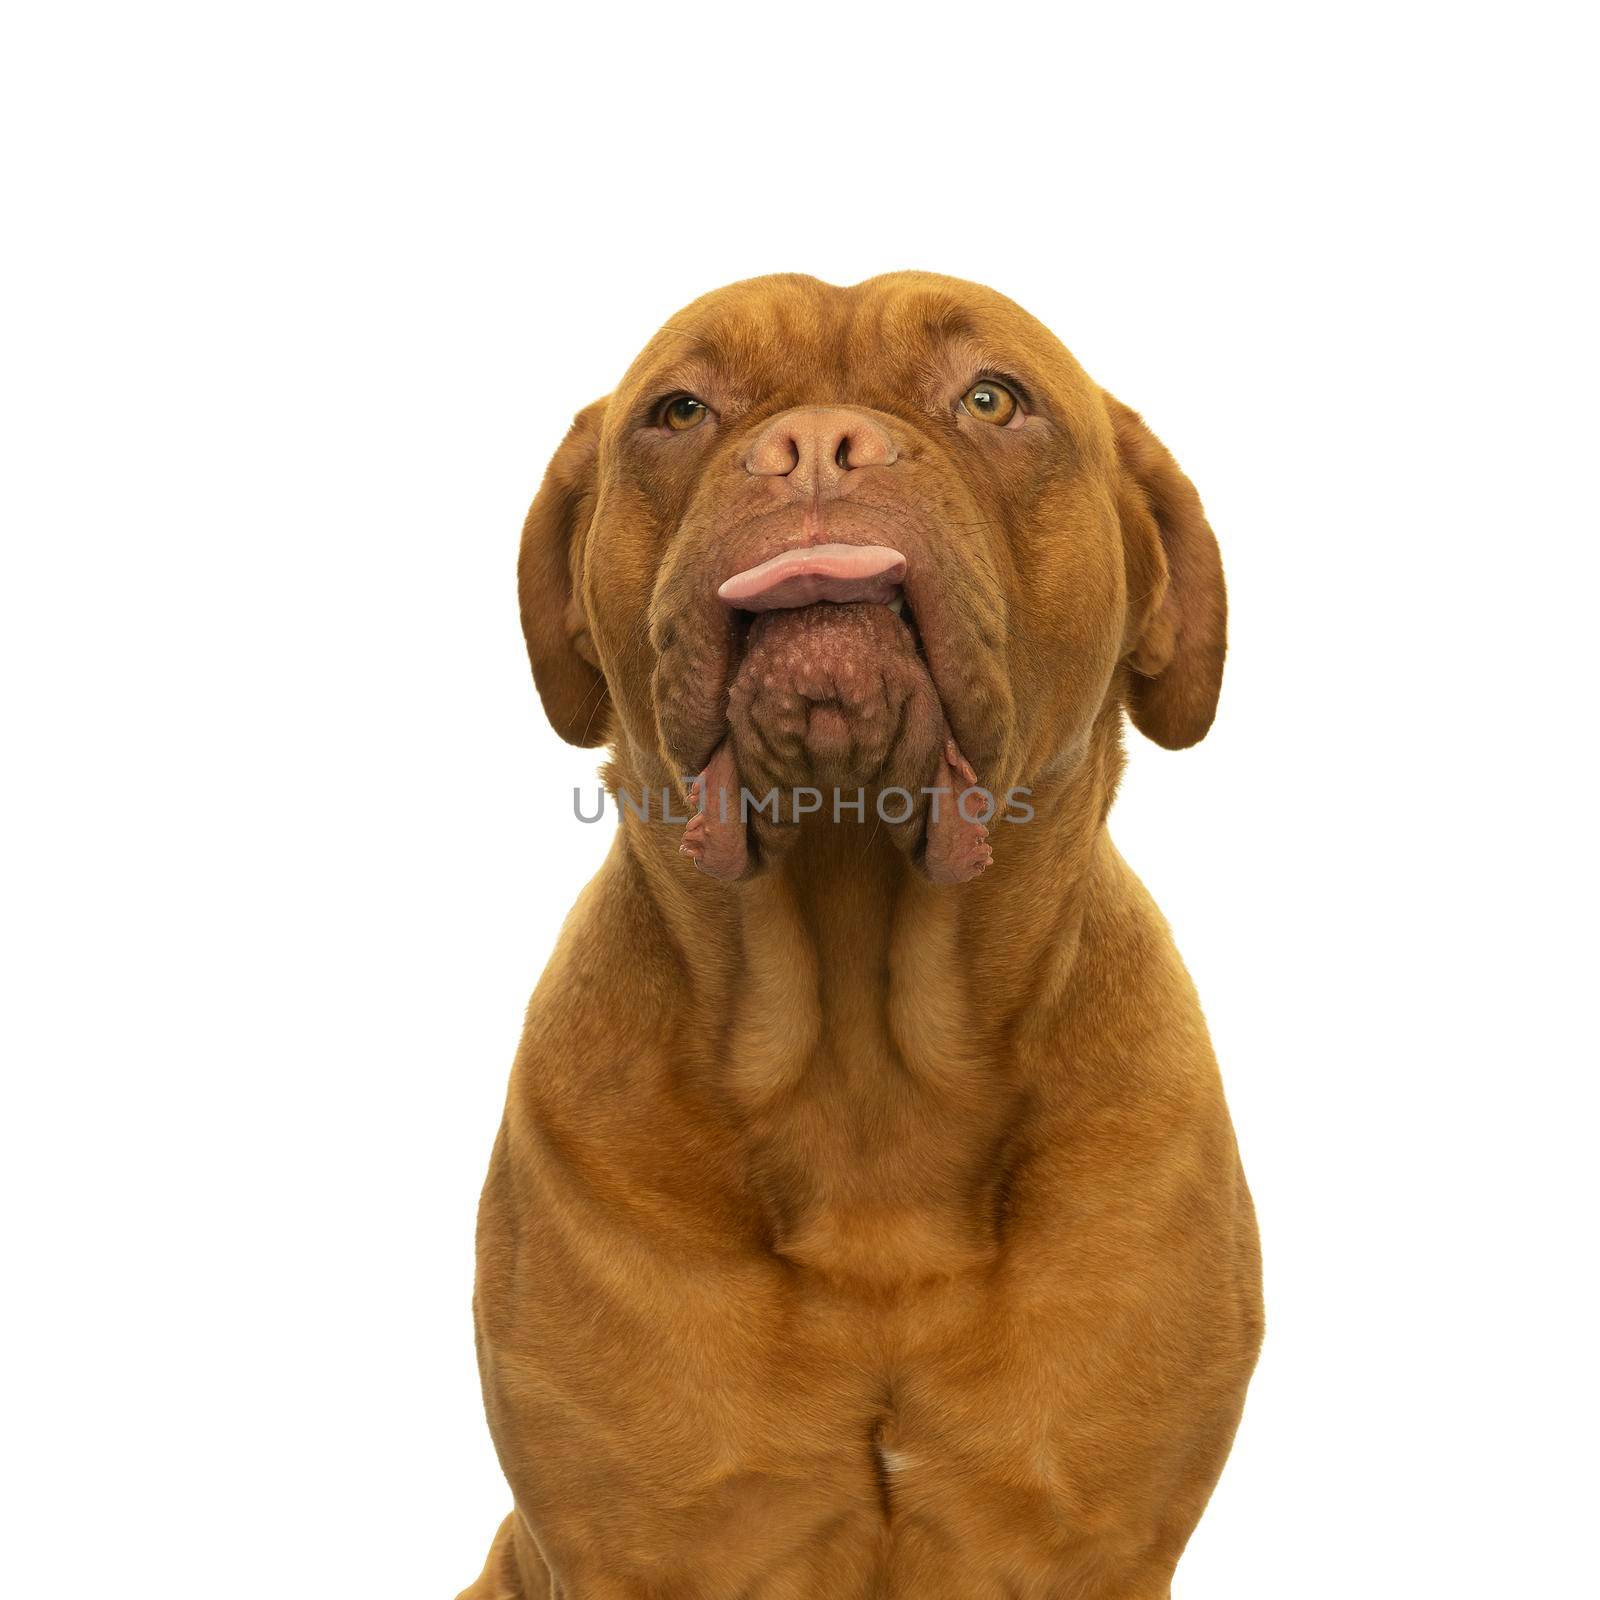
684;539;995;883
717;543;907;611
703;538;995;782
651;519;1008;795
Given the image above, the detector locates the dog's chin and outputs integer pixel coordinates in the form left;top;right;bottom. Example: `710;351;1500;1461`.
733;601;936;783
676;600;993;886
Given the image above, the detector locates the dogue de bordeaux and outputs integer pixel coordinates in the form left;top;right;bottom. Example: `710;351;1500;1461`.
459;272;1262;1599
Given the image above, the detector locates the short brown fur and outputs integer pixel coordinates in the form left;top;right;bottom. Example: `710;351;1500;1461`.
461;273;1262;1599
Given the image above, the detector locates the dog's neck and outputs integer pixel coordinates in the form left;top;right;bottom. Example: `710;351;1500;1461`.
609;708;1127;1282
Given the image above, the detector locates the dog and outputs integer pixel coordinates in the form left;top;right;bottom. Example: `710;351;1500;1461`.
459;273;1262;1598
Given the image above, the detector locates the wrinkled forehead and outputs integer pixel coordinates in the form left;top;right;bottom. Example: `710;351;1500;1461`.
611;273;1101;426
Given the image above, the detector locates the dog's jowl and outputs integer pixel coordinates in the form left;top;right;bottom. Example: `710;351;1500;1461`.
459;273;1261;1599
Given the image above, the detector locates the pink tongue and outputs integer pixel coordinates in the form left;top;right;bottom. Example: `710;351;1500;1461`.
718;543;906;611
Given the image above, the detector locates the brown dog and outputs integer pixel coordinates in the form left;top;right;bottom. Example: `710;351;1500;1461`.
460;273;1262;1598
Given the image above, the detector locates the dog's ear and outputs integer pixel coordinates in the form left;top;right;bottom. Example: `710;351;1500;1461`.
1106;392;1227;749
518;398;612;747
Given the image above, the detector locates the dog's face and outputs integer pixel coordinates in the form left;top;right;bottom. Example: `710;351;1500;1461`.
521;273;1224;881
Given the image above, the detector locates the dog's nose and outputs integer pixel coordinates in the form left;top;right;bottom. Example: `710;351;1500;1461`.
743;407;897;491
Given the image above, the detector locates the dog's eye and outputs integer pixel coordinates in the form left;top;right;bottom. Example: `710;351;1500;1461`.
662;396;710;432
959;381;1019;426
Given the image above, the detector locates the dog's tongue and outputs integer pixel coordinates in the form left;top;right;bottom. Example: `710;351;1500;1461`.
718;544;906;611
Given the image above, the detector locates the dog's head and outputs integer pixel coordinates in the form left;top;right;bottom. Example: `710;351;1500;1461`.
520;273;1224;882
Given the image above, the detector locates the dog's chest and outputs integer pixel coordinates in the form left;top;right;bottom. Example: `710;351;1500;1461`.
716;886;1028;1284
647;1277;1125;1600
724;1032;1025;1284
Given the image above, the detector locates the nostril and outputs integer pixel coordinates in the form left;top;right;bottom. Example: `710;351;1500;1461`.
746;410;895;479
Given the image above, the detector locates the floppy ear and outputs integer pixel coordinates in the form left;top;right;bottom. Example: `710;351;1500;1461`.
517;398;612;747
1106;392;1227;749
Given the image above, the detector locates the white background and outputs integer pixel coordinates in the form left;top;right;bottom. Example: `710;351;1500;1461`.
3;4;1595;1595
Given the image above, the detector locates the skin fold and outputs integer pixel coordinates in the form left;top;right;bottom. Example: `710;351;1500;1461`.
460;273;1262;1599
